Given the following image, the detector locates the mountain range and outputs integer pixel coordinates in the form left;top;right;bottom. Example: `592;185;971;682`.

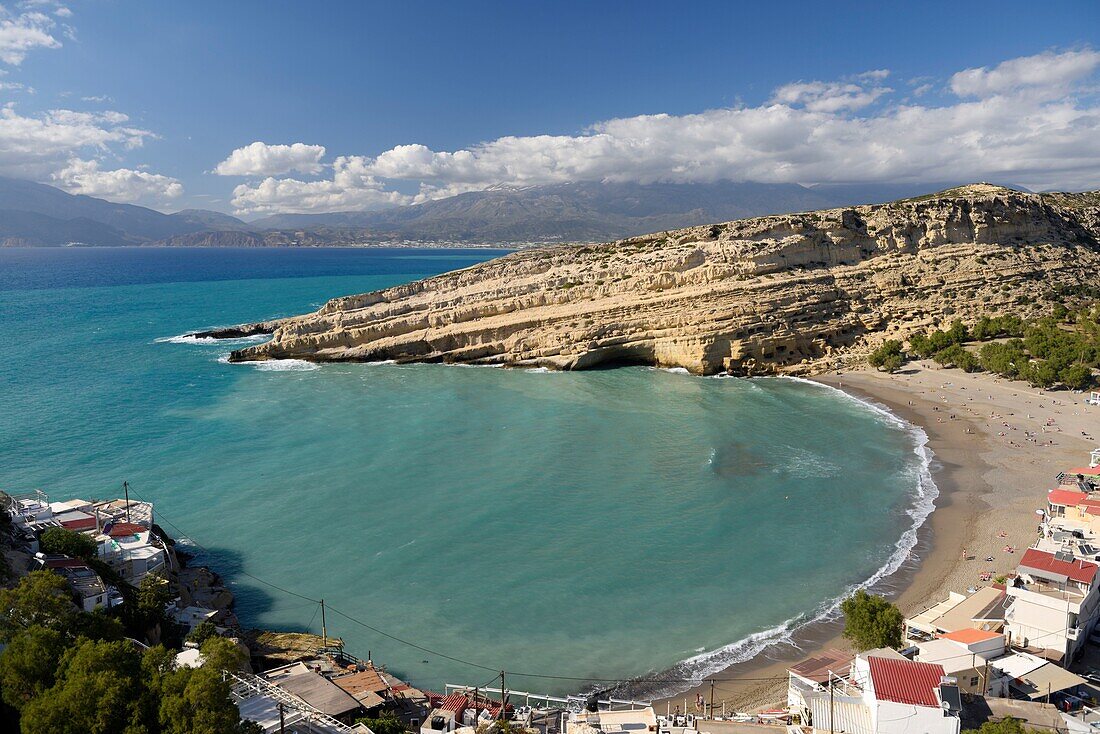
0;176;1001;247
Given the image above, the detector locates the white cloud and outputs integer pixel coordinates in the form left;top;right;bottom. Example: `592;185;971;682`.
228;49;1100;213
229;156;410;215
214;141;327;176
771;79;892;113
0;6;61;65
52;158;183;204
81;94;113;104
950;49;1100;99
0;104;157;179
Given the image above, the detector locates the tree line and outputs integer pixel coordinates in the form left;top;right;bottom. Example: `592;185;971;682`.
869;308;1100;389
0;524;260;734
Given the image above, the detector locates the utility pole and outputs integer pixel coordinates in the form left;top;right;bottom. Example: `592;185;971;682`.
123;481;131;523
708;680;714;720
500;670;507;720
278;702;286;734
829;681;835;734
320;599;327;648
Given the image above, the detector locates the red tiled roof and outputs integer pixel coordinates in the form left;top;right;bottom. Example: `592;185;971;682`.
1067;467;1100;477
1049;489;1089;506
439;693;469;714
106;522;147;538
61;517;97;531
1020;548;1099;584
867;656;946;708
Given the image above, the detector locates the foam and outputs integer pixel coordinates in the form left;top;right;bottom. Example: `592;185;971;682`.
646;374;938;695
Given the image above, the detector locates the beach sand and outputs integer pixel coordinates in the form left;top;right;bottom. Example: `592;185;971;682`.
653;361;1099;716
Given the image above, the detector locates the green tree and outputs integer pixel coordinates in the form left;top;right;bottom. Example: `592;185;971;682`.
868;340;904;371
38;527;98;561
157;666;249;734
199;636;248;673
0;625;66;711
358;711;409;734
1061;363;1094;390
0;571;78;642
186;620;217;646
127;571;174;643
908;332;935;359
840;589;903;651
19;638;151;734
962;717;1041;734
933;344;979;372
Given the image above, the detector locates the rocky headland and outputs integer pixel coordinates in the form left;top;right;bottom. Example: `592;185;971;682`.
217;185;1100;376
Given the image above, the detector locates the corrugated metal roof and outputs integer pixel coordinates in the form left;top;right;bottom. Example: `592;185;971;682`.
1019;548;1098;584
789;648;853;684
867;655;945;708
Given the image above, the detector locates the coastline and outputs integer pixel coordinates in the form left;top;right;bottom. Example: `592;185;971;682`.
653;361;1096;714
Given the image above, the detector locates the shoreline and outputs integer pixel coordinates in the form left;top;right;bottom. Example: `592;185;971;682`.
652;362;1095;714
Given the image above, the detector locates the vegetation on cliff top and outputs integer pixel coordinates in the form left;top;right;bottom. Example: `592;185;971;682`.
869;305;1100;389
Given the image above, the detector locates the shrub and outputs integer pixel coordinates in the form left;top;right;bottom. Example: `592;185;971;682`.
38;528;97;561
868;340;904;371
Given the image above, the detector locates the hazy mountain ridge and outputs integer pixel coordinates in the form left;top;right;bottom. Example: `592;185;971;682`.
0;176;993;248
226;184;1100;376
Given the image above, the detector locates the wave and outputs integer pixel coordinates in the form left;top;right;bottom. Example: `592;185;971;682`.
155;333;270;346
638;375;938;697
215;355;321;371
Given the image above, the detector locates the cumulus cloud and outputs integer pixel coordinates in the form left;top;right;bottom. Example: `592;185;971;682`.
52;158;183;203
229;156;410;215
950;49;1100;99
227;49;1100;214
0;6;62;65
0;105;157;179
771;77;891;112
214;141;327;176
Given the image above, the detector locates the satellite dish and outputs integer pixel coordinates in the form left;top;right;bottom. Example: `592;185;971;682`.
1036;509;1046;516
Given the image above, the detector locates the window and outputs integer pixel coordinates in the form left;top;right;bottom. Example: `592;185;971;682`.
970;677;979;687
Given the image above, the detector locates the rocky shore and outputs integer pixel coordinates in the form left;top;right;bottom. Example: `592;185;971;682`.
208;185;1100;375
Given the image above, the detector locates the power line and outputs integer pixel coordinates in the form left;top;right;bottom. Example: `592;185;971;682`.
121;483;1091;690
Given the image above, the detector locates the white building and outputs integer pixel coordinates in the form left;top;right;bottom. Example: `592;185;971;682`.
808;653;961;734
1005;548;1100;662
914;629;1008;696
96;521;167;585
903;586;1006;645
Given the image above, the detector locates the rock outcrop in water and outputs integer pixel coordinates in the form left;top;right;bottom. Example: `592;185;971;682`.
224;185;1100;375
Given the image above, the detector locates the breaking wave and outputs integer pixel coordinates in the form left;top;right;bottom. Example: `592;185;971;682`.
155;333;269;346
634;376;938;698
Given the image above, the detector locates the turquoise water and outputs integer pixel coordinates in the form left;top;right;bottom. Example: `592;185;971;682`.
0;247;933;695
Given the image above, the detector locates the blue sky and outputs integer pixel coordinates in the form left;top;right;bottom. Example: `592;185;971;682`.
2;0;1099;214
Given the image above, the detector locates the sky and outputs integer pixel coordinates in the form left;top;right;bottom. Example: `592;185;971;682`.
1;0;1099;216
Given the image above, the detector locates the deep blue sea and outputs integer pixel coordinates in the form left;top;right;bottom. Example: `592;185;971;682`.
0;247;934;695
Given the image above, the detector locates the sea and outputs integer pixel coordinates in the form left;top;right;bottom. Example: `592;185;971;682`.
0;246;936;696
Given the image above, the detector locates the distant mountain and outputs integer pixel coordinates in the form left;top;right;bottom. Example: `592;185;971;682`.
250;181;845;241
2;175;1014;247
169;209;250;231
0;176;246;246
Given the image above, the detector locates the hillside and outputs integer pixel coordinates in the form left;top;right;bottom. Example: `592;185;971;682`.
225;185;1100;375
0;177;246;246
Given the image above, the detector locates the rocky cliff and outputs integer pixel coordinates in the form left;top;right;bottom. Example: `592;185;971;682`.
225;185;1100;375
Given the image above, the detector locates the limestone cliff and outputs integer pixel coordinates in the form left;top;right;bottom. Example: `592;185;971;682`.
224;185;1100;375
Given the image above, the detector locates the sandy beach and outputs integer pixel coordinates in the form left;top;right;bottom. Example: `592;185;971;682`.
653;361;1100;716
